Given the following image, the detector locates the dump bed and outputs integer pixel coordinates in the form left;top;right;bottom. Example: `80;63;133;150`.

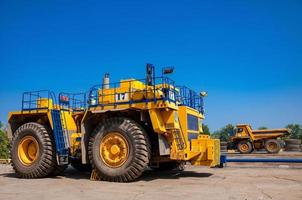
252;129;289;134
252;129;289;140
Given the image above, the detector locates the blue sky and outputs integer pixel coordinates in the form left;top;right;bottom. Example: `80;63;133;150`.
0;0;301;131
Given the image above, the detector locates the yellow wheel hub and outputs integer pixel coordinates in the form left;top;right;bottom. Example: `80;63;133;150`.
18;136;39;166
268;143;277;151
100;132;129;168
240;143;249;151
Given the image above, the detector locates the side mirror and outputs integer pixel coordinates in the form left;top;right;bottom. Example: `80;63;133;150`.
200;91;208;97
162;67;174;75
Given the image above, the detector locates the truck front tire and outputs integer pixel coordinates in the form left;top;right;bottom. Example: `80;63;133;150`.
237;141;253;154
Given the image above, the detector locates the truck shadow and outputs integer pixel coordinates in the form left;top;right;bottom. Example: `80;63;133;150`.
0;166;212;182
0;167;90;180
138;170;213;181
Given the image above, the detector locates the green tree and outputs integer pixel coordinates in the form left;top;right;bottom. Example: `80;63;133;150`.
202;124;210;135
258;126;268;130
211;124;234;142
0;122;9;159
286;124;302;140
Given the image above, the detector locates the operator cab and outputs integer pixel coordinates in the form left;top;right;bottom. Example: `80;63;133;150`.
231;127;244;137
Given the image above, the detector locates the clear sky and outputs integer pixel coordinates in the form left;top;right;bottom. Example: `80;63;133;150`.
0;0;301;131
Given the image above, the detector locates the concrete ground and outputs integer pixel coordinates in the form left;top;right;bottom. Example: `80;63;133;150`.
1;158;302;200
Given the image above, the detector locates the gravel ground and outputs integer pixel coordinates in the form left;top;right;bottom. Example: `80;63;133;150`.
0;161;302;200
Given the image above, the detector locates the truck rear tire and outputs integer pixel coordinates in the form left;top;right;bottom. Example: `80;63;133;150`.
10;122;57;178
88;117;150;182
237;141;253;154
265;139;281;153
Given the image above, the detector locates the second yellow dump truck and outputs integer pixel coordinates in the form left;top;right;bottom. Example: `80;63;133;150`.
229;124;289;154
7;64;220;182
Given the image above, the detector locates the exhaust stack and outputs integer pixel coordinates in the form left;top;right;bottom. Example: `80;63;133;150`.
103;73;110;89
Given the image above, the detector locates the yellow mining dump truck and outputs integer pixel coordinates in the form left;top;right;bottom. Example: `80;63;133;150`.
7;64;220;182
230;124;289;154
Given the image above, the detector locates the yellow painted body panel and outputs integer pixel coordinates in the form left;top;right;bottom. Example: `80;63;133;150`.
161;109;180;130
61;111;77;131
37;98;53;109
89;99;178;113
148;109;166;133
8;104;79;152
170;105;219;166
97;79;164;104
8;110;48;119
70;132;81;155
190;138;220;167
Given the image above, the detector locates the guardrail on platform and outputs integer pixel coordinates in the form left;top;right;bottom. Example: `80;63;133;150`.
220;155;302;165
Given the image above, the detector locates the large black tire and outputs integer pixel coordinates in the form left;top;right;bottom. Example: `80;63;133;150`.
153;161;186;171
10;122;57;178
88;117;150;182
237;141;253;154
265;139;281;153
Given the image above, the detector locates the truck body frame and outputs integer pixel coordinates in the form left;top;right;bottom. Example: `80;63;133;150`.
8;65;220;181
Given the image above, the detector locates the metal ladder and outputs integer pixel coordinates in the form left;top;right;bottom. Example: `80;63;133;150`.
60;111;70;149
51;110;69;165
174;129;186;150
